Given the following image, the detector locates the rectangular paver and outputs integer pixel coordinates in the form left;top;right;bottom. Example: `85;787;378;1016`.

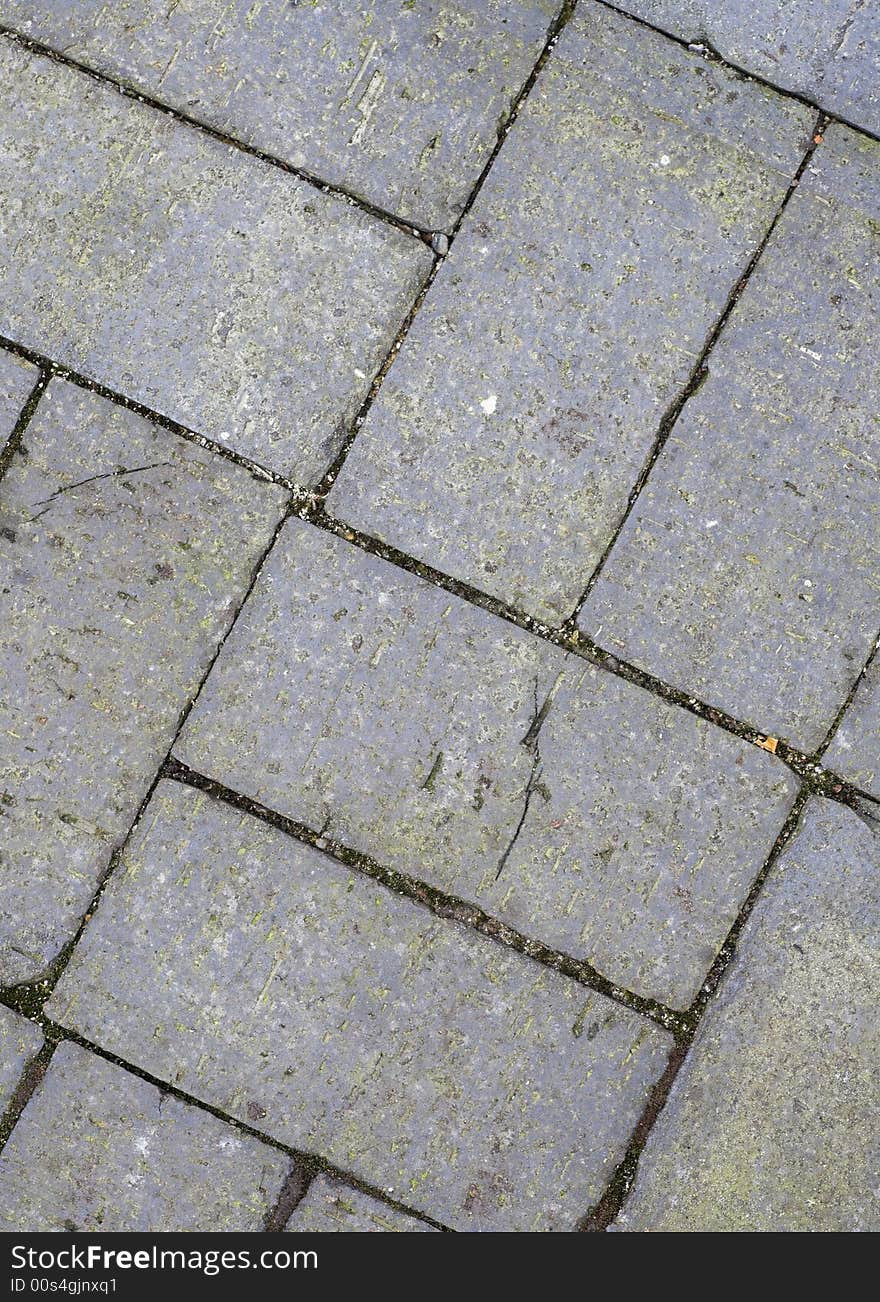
0;1041;291;1231
580;125;880;751
615;799;879;1231
327;4;813;622
616;1;880;135
175;520;797;1009
0;348;38;443
0;40;432;481
0;379;287;985
0;1007;42;1112
825;659;880;799
47;780;673;1232
1;1;559;232
286;1175;436;1233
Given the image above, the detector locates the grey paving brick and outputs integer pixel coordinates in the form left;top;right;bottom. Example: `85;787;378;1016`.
47;780;673;1232
327;5;813;623
0;1007;42;1112
825;659;880;799
615;799;880;1231
0;380;287;986
2;1;559;233
615;0;880;135
0;349;38;444
580;125;880;752
286;1176;436;1233
0;1041;290;1231
0;41;432;482
175;520;797;1008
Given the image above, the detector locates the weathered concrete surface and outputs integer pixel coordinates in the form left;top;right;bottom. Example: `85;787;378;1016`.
615;0;880;135
0;1041;290;1231
826;658;880;799
0;41;432;482
0;349;37;443
328;5;813;622
47;781;673;1232
0;1007;42;1112
615;799;880;1232
286;1175;436;1233
176;520;797;1009
581;125;880;751
1;1;559;233
0;380;287;985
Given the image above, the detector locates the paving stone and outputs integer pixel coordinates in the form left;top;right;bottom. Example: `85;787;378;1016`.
580;125;880;752
825;660;880;799
0;42;432;482
327;5;813;623
0;380;287;986
0;349;38;444
0;1007;42;1112
2;1;559;233
286;1176;436;1233
615;799;880;1231
175;520;797;1009
615;1;880;135
47;780;673;1232
0;1041;290;1231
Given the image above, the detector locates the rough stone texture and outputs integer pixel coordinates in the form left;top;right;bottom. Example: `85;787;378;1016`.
0;1041;290;1231
615;0;880;135
615;799;880;1231
0;379;287;985
286;1176;436;1233
0;349;37;444
327;5;813;623
0;41;432;482
581;125;880;751
1;0;559;233
825;658;880;799
0;1007;42;1112
176;520;796;1009
47;781;673;1232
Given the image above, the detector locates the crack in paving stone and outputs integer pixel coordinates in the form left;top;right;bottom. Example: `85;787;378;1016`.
262;1163;313;1234
29;460;174;519
0;1038;55;1157
0;367;48;487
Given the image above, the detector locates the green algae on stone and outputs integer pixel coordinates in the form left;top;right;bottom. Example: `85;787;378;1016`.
0;380;287;985
614;799;880;1232
0;349;38;445
1;0;559;232
285;1175;437;1233
825;657;880;800
326;3;813;622
0;1042;291;1231
0;1006;42;1113
175;519;798;1009
580;124;880;751
614;0;880;136
0;40;432;480
47;780;673;1232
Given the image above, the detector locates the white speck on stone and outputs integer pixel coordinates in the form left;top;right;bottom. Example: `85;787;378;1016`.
659;154;671;166
705;519;718;529
480;394;497;416
354;368;366;379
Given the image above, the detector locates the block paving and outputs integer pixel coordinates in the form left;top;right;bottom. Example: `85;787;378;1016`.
0;0;877;1232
